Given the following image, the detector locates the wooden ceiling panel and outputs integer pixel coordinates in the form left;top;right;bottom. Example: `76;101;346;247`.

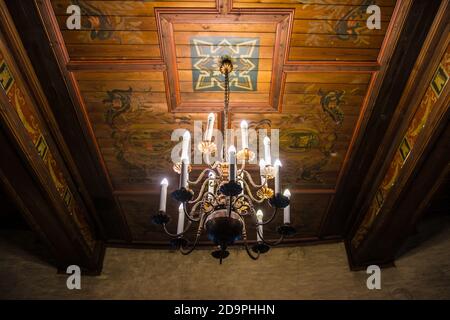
242;0;398;62
51;0;218;60
40;0;403;243
74;70;220;190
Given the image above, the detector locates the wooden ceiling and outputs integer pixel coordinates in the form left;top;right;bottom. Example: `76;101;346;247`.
39;0;401;244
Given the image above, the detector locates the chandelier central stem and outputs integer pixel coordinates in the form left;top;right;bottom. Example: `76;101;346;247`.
221;57;232;161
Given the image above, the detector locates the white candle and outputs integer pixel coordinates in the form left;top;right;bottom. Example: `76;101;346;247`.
283;189;291;224
181;130;191;163
263;136;271;165
159;178;169;212
228;145;236;181
274;159;282;194
240;120;249;149
208;172;215;195
259;159;266;184
177;203;185;234
204;113;215;141
256;209;263;242
238;179;244;196
179;158;188;189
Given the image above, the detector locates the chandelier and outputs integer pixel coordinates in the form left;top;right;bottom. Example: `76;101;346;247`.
152;57;296;263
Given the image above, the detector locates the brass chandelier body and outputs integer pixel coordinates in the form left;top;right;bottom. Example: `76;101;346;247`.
152;57;296;263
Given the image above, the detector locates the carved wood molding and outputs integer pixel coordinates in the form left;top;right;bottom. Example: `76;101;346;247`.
347;0;450;264
34;0;133;241
156;8;294;113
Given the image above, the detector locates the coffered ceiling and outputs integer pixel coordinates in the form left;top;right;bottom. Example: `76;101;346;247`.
38;0;400;244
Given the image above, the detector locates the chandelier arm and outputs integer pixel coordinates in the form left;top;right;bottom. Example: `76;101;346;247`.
179;211;209;255
240;219;260;260
238;160;246;175
256;207;279;226
162;220;193;238
188;178;210;204
242;170;266;189
243;179;265;203
183;201;201;223
187;168;216;186
205;152;211;166
256;227;285;246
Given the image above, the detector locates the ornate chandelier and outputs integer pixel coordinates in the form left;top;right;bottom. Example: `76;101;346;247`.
152;57;296;263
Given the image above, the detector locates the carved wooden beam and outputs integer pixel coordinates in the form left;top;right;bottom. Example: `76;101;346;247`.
345;0;450;269
0;0;105;273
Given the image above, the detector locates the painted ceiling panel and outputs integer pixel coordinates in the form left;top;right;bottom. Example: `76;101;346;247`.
47;0;399;243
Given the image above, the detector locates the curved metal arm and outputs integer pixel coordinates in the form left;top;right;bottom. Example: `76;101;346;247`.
183;201;201;222
242;170;265;189
179;210;210;255
256;227;284;246
162;220;193;238
243;179;265;204
240;218;260;260
187;168;216;185
237;159;246;175
256;207;279;226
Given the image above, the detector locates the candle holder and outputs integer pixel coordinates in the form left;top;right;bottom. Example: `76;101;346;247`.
211;248;230;264
219;181;243;196
269;193;290;209
277;224;297;236
172;162;192;174
197;140;217;154
263;165;276;180
256;186;274;200
236;148;255;162
171;187;194;202
252;242;270;254
151;211;170;225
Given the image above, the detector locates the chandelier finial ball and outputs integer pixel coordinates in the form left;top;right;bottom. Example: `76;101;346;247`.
220;58;233;74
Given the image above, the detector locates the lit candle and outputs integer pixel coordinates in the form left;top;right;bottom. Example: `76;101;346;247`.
159;178;169;212
208;172;215;195
228;145;236;181
283;189;291;224
238;179;244;196
177;203;185;234
256;209;263;242
259;159;266;184
274;159;282;194
179;158;188;189
181;130;191;163
204;113;215;141
263;136;271;165
240;120;249;149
